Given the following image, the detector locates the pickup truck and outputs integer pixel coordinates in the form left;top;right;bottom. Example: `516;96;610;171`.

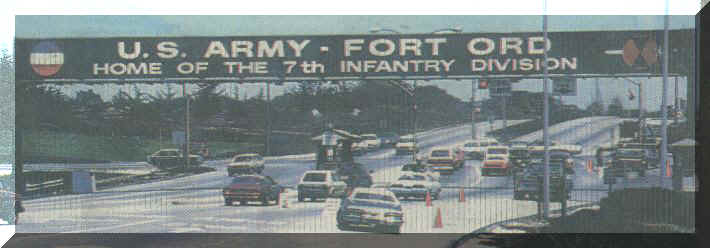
147;148;203;170
514;161;574;202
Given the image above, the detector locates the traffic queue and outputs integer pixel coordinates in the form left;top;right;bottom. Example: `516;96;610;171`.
219;128;582;234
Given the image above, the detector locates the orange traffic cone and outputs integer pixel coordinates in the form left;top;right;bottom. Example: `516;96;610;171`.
666;160;672;178
459;188;465;202
433;207;443;228
425;191;432;207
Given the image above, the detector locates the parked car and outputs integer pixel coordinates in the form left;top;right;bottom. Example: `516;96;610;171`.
227;153;265;176
388;172;441;200
400;161;440;181
461;137;499;160
222;175;283;206
146;148;203;170
336;188;403;233
361;134;381;150
427;147;465;174
395;135;419;155
297;170;347;202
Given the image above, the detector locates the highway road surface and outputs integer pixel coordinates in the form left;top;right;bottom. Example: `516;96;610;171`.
16;117;694;233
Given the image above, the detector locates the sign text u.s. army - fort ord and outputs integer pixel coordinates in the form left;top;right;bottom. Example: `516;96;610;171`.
15;29;693;83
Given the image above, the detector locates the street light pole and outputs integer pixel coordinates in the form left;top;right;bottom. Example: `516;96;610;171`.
472;79;477;140
265;82;271;156
542;13;551;220
184;82;190;171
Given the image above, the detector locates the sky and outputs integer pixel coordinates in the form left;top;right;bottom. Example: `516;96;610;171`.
9;15;697;111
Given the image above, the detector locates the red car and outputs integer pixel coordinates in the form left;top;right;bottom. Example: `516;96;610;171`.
223;175;283;206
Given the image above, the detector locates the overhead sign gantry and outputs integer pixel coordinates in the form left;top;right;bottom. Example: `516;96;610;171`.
15;29;693;83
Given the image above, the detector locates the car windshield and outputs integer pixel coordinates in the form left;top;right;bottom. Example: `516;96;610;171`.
353;192;395;202
233;155;258;162
230;176;263;184
488;148;507;154
399;138;414;143
487;157;504;160
303;173;327;182
617;149;645;157
431;150;449;157
464;142;478;147
398;175;427;181
158;150;179;156
364;135;377;140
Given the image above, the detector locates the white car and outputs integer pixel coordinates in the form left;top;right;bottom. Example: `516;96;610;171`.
361;134;381;150
395;135;418;155
297;170;348;201
461;137;500;160
400;162;440;181
388;172;441;200
227;153;265;176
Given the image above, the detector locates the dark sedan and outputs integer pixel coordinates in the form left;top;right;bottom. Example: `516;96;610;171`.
222;175;282;206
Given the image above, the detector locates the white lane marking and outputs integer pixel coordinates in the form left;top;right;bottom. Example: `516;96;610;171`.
61;219;161;233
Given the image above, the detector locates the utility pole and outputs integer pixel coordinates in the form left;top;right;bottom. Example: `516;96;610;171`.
472;79;477;140
674;76;679;124
413;80;418;161
542;13;551;220
184;82;190;171
660;14;670;188
265;82;271;156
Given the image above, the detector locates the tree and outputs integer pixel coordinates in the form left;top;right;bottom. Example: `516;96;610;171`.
607;96;624;117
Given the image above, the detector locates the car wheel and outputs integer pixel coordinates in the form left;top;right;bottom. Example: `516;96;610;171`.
298;192;305;202
225;199;232;206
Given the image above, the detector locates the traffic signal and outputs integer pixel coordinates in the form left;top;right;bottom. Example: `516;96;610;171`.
667;105;674;117
478;80;488;89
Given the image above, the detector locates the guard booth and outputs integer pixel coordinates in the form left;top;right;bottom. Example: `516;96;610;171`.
310;128;362;170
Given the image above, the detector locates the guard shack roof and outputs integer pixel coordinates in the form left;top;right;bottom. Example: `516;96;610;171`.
311;129;362;143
